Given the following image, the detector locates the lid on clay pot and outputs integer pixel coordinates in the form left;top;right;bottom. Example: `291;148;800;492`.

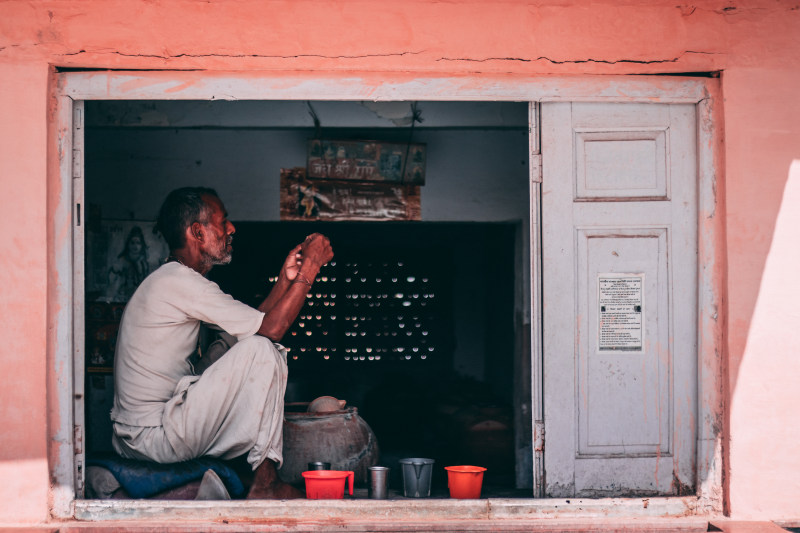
307;395;347;413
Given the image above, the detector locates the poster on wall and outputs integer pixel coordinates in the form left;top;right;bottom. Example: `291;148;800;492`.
86;220;169;303
597;274;644;352
280;167;421;221
307;139;426;185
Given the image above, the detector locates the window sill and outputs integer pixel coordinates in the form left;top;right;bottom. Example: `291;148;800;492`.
73;495;708;527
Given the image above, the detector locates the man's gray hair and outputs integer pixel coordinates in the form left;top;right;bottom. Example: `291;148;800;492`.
155;187;219;250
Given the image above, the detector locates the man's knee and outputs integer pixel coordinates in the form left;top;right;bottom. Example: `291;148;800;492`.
227;336;285;371
236;335;270;350
236;336;274;359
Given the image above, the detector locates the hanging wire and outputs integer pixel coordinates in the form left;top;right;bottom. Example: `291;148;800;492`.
400;102;424;184
306;101;322;138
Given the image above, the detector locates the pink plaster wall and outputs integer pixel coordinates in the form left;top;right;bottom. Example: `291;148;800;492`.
724;68;800;519
1;0;799;524
729;159;800;519
0;64;51;523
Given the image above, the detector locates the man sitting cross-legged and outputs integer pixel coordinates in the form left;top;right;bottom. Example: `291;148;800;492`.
110;186;333;499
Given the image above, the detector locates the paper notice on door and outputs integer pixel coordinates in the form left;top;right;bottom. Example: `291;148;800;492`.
598;274;644;352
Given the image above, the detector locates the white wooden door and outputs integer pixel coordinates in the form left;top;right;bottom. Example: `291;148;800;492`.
541;102;697;497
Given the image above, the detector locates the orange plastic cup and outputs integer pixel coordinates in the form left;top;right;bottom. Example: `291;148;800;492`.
302;470;354;499
445;465;487;499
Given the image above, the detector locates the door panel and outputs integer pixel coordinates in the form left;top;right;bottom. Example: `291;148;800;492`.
578;228;669;457
542;102;697;497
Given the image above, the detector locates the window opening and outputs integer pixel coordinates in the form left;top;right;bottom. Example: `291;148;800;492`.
81;99;530;500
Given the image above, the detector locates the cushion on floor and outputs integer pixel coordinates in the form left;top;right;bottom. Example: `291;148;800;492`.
86;454;245;499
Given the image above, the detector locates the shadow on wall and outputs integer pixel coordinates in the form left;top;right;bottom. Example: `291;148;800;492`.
724;69;800;398
728;159;800;516
727;155;800;391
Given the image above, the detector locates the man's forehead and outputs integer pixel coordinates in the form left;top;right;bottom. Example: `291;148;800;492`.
202;194;228;217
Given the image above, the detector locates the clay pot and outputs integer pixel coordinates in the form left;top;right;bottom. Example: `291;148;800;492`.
279;403;379;485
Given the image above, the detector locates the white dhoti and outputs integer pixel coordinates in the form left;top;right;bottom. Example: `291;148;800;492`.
112;336;288;470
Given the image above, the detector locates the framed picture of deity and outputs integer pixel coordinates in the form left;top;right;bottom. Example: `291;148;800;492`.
86;220;169;303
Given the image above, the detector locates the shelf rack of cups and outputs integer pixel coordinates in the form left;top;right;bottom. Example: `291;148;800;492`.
277;253;451;367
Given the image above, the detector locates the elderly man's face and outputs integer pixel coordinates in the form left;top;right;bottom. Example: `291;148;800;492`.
200;194;236;266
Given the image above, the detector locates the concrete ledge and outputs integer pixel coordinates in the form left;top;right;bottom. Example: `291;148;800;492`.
75;499;490;522
0;528;59;533
489;497;698;519
58;517;709;532
74;496;702;523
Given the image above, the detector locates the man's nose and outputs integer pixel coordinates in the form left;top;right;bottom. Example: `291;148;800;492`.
227;221;236;235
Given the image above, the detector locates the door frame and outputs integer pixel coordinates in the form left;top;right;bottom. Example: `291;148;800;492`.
49;70;724;519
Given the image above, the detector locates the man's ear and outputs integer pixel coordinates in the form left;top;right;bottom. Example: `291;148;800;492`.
189;222;205;242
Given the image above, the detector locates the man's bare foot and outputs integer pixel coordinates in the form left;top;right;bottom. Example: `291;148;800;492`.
150;479;202;500
246;459;304;500
247;480;304;500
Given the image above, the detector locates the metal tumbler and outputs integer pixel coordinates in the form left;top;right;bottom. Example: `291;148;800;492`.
368;466;390;499
307;461;331;471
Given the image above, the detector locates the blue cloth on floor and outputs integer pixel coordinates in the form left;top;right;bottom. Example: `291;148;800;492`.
87;454;245;498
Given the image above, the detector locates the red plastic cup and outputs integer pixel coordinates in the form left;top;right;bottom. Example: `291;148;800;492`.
301;470;354;499
445;465;487;499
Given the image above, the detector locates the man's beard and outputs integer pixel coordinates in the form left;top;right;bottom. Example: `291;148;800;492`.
207;250;232;266
202;238;233;266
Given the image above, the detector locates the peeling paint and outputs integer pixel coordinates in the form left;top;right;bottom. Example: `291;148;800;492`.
672;473;695;497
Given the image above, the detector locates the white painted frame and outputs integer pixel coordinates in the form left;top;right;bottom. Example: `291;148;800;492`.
50;71;724;521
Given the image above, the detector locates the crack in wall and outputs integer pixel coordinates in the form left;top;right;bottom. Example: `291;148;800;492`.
437;56;532;63
60;49;426;60
437;50;720;65
6;47;722;66
0;44;27;52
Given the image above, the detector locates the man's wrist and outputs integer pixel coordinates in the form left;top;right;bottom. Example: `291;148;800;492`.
293;272;314;287
275;270;292;286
